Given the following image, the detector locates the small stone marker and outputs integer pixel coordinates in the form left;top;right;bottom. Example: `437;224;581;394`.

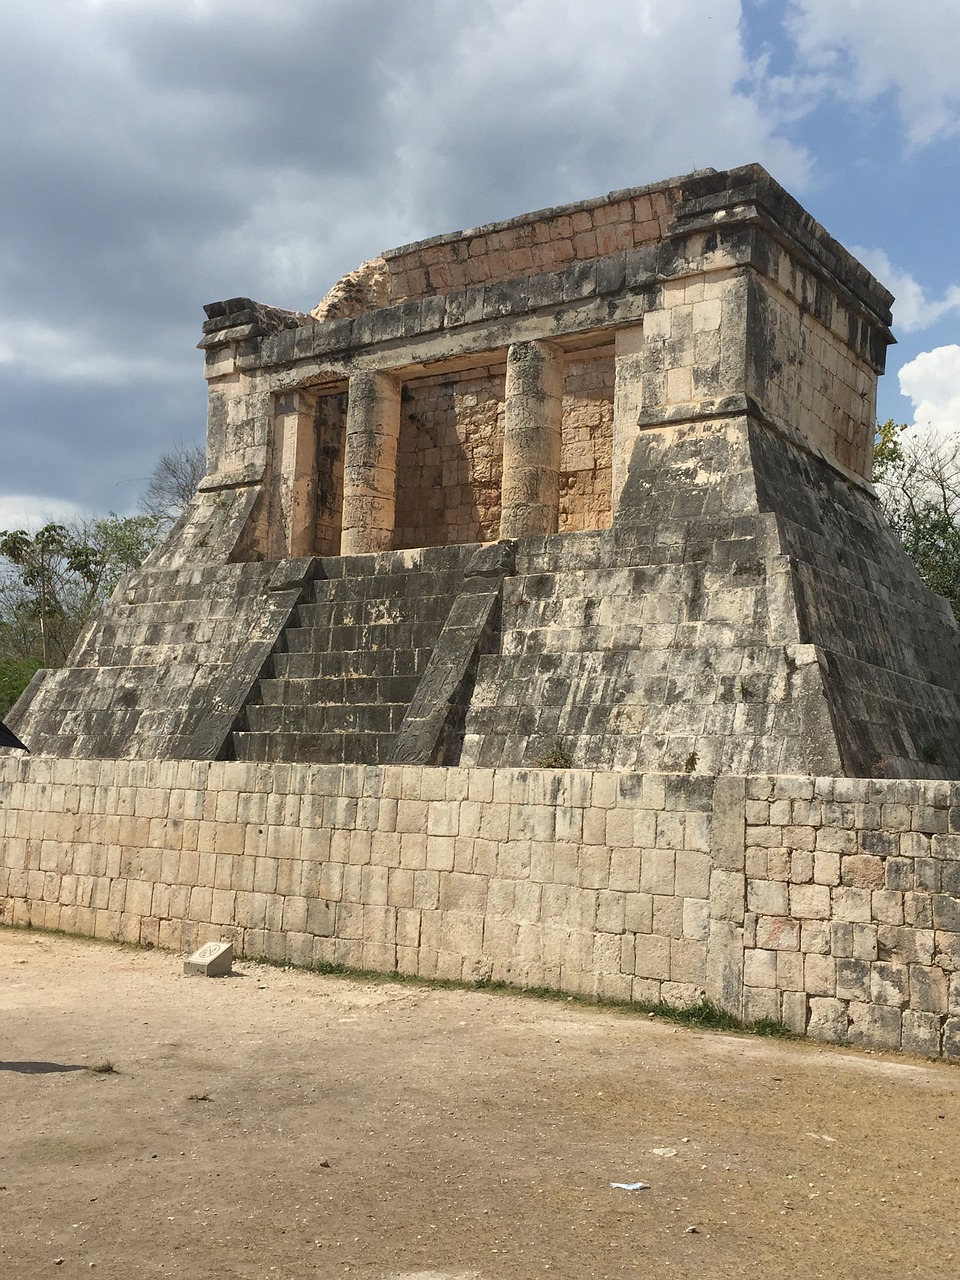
184;940;233;977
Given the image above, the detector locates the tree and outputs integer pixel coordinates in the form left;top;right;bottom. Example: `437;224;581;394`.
139;442;206;530
874;419;960;619
0;442;205;716
0;514;159;713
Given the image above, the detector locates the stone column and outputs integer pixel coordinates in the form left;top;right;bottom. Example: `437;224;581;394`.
340;371;401;554
612;325;644;515
270;391;318;558
500;340;563;539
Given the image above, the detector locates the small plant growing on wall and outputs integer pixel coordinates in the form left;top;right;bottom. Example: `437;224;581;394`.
533;739;575;769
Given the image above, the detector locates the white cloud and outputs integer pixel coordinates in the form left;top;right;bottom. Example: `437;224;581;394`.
376;0;811;235
189;0;813;308
899;345;960;433
0;319;189;385
852;247;960;333
787;0;960;147
0;495;89;532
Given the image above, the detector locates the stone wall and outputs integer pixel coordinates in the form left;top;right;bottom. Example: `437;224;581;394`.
394;364;506;549
392;352;616;550
560;351;614;533
380;184;678;303
3;755;960;1059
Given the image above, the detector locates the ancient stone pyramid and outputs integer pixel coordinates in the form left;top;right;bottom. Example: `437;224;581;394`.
12;164;960;778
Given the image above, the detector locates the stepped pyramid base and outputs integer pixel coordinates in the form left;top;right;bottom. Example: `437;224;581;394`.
11;415;960;779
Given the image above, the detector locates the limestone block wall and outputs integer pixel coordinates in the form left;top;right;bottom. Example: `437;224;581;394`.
3;757;960;1059
560;351;614;533
746;274;878;480
739;775;960;1058
381;184;679;303
394;364;506;549
392;353;616;550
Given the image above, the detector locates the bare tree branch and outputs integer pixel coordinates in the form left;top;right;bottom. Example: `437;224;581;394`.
139;442;206;529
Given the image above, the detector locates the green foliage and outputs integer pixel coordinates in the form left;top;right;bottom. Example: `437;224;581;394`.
874;420;960;619
0;515;160;704
872;417;908;479
0;655;43;717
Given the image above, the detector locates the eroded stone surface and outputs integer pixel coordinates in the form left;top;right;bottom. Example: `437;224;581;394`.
9;162;960;780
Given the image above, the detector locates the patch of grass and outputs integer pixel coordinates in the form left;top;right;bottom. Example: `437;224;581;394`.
1;921;146;955
249;955;793;1040
643;998;792;1037
749;1016;795;1039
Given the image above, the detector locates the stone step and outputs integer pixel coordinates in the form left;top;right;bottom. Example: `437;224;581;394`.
305;570;465;603
279;621;444;654
294;596;453;630
242;702;407;735
231;729;395;764
266;648;433;680
224;547;477;767
256;674;422;705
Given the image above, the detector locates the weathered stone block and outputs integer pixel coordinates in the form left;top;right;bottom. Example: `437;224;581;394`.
756;914;800;951
639;849;675;895
184;939;233;977
835;957;871;1002
743;985;780;1024
804;953;836;997
842;855;885;889
789;882;830;919
832;886;872;923
709;870;745;922
633;933;671;980
909;963;948;1014
901;1009;943;1058
870;961;909;1008
744;947;777;988
846;1001;901;1051
747;877;788;916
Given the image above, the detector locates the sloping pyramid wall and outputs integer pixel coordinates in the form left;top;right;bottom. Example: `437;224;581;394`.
12;410;960;779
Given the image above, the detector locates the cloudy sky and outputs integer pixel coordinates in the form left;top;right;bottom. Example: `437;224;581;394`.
1;0;959;528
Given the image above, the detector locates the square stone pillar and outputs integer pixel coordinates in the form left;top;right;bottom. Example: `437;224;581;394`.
269;391;319;558
500;340;563;539
341;371;401;554
612;325;644;515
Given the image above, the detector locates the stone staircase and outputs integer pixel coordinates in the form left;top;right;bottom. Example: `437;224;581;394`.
230;547;473;763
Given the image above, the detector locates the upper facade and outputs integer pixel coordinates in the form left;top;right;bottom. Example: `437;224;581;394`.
186;163;893;567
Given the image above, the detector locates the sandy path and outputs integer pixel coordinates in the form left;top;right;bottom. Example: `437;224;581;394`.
1;928;958;1279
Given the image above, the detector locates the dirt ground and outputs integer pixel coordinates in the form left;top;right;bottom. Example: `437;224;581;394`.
1;929;958;1280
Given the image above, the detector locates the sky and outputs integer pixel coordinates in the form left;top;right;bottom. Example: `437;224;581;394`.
1;0;959;529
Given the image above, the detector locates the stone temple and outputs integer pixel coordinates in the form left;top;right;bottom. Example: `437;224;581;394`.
10;163;960;778
11;165;960;1060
